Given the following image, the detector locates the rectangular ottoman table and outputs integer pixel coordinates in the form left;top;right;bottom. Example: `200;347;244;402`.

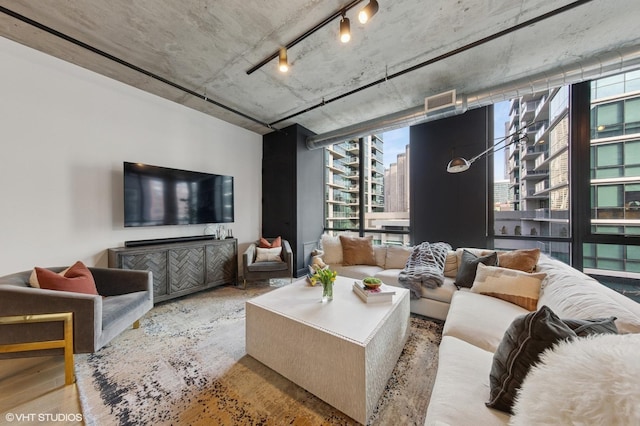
246;276;410;424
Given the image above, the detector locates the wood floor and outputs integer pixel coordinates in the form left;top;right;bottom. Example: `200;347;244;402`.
0;356;83;425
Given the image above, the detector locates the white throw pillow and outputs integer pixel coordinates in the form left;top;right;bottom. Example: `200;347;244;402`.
470;263;546;310
255;247;283;262
320;234;343;264
511;333;640;425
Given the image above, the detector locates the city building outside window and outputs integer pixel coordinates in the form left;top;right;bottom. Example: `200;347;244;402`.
324;130;411;246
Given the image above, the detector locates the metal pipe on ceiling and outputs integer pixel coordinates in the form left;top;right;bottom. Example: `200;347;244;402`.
306;46;640;150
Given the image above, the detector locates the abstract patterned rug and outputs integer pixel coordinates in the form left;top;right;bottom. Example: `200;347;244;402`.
75;281;443;425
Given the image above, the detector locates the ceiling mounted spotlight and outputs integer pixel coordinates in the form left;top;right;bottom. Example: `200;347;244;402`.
339;13;351;43
358;0;379;24
278;48;289;73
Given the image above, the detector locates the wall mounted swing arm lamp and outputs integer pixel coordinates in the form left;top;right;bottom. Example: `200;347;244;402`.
446;126;531;173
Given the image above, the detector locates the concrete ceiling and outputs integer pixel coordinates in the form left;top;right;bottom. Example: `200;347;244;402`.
1;0;639;137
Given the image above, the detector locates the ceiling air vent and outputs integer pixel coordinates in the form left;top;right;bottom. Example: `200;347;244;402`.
425;90;457;114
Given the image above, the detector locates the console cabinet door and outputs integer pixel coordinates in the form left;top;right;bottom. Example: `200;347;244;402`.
169;246;205;296
206;240;237;285
119;251;168;299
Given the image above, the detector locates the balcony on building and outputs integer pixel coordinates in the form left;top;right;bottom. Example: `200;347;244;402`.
327;145;347;159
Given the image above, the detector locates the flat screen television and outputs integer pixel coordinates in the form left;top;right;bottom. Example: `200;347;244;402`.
123;162;234;227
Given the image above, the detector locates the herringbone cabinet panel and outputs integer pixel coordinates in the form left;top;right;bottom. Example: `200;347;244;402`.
121;251;168;297
169;247;205;293
206;243;235;284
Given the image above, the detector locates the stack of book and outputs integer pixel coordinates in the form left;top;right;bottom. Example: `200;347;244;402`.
352;281;396;303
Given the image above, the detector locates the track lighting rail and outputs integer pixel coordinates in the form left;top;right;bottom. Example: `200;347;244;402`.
245;0;365;75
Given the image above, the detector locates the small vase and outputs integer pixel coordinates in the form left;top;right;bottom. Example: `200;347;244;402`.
322;281;333;302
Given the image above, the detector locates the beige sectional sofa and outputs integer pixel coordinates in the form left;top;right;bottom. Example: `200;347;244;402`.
425;252;640;425
317;235;640;423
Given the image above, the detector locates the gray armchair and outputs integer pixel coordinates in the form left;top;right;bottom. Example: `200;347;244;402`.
0;267;153;357
242;238;294;287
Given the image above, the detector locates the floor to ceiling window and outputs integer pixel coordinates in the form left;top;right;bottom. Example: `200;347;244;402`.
324;131;411;245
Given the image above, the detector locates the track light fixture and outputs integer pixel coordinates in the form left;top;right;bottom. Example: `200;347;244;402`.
340;12;351;43
278;48;289;73
246;1;382;75
358;0;379;24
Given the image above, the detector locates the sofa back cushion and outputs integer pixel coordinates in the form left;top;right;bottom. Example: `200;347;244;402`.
384;245;412;269
537;254;640;334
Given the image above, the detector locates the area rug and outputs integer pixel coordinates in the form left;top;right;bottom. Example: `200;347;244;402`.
75;281;443;425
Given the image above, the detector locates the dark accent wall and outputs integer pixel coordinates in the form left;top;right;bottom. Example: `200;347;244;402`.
262;124;325;276
410;107;493;249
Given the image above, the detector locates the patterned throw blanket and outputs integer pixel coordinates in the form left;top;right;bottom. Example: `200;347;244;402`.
399;242;452;298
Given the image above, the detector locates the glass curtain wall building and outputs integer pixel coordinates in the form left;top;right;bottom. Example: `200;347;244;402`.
585;70;640;278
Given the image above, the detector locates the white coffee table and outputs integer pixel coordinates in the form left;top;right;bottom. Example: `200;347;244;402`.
245;276;410;424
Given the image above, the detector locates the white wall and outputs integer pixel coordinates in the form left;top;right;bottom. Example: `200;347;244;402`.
0;37;263;276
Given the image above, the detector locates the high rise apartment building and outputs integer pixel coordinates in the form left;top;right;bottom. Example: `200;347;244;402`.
384;145;410;212
325;135;385;232
325;136;410;245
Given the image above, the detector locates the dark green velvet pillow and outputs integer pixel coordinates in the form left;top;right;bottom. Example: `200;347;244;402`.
486;305;576;414
454;249;497;288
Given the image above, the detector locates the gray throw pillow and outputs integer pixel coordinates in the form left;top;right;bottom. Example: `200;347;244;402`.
486;305;576;414
454;249;497;288
562;316;618;336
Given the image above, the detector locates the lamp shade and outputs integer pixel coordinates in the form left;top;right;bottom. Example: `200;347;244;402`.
446;157;471;173
278;48;289;73
358;0;379;24
340;16;351;43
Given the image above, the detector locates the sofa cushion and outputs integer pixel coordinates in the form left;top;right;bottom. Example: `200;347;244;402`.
424;336;511;426
247;261;288;272
340;235;377;266
331;264;384;281
537;254;640;334
497;248;540;273
320;234;343;264
384;245;411;269
35;261;98;295
471;263;546;310
373;245;387;268
443;291;529;353
455;249;498;288
486;305;577;414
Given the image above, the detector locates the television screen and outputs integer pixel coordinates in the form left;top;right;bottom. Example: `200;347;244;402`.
124;162;234;227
